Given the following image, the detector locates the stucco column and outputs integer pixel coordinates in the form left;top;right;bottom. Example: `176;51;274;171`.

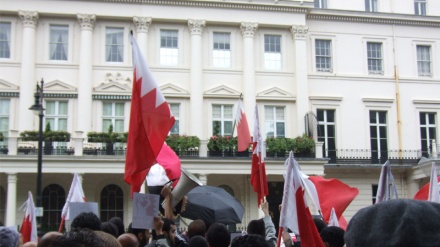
5;173;17;226
73;131;84;156
18;11;38;132
240;22;258;131
291;25;309;135
188;20;206;137
7;130;19;155
133;17;152;58
76;14;95;137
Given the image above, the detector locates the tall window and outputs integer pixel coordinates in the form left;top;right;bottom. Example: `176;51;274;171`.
0;22;11;58
45;101;68;131
105;27;124;62
370;111;388;163
314;0;327;8
414;0;426;15
42;184;65;232
100;184;124;222
420;112;436;158
102;102;124;132
49;25;68;61
212;105;233;136
317;109;336;159
417;45;431;76
367;42;383;74
213;32;231;67
315;40;332;72
170;103;180;135
365;0;378;12
264;106;285;138
160;30;178;65
0;99;10;145
264;35;281;70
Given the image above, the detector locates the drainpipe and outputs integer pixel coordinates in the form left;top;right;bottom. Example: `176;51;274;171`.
393;24;403;158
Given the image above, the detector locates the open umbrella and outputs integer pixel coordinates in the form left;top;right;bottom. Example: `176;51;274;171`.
180;185;244;225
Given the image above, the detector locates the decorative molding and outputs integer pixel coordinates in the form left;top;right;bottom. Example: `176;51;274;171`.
18;11;38;28
103;72;131;85
188;20;206;35
44;80;77;92
160;83;190;98
92;94;131;100
94;80;132;93
362;97;394;104
77;14;96;31
257;87;295;101
0;79;19;91
44;93;78;99
204;85;241;99
309;96;343;102
291;25;308;40
413;100;440;105
0;92;19;97
133;16;152;33
240;22;258;38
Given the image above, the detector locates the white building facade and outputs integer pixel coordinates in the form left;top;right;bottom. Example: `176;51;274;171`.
0;0;439;232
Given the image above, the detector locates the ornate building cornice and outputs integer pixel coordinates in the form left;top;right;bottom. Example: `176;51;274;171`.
133;16;152;33
291;25;309;40
77;14;96;31
188;19;206;35
18;11;38;28
240;22;258;38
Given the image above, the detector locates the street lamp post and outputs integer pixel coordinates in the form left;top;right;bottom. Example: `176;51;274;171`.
29;78;45;230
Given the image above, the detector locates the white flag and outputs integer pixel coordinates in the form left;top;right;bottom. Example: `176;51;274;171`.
428;162;440;203
61;173;86;220
328;207;339;227
376;160;398;204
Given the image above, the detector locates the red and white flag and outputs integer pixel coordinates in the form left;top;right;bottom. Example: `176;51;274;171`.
376;160;398;204
125;34;176;196
235;99;251;152
279;151;324;247
146;143;181;188
251;105;268;207
414;162;440;203
60;173;86;230
20;191;37;243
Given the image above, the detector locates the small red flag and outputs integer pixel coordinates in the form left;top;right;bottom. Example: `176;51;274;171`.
235;99;251;152
251;105;268;207
20;192;37;243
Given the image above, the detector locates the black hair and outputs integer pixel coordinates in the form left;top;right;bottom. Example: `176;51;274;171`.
101;222;119;238
246;219;265;237
206;223;230;247
71;212;102;231
231;234;269;247
108;217;125;237
320;226;345;247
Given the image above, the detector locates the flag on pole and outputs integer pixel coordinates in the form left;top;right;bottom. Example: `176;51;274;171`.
375;160;398;204
328;207;339;227
414;162;440;203
125;34;176;196
59;173;86;232
251;105;268;207
279;151;324;247
235;98;251;152
146;143;181;188
20;191;37;243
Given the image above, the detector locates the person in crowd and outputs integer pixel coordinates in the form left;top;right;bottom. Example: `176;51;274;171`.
71;212;102;231
38;231;63;247
49;235;81;247
345;199;440;247
320;226;344;247
160;185;187;247
109;217;125;237
205;223;230;247
312;215;327;233
102;222;119;238
187;220;206;239
0;227;20;247
127;223;150;247
188;235;207;247
117;233;139;247
230;234;269;247
51;228;104;247
94;230;122;247
246;201;276;247
147;216;175;247
23;242;38;247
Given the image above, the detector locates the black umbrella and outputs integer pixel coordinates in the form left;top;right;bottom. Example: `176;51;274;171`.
180;185;244;225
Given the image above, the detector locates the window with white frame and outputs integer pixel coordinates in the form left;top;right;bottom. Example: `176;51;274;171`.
169;103;180;135
212;104;233;136
105;27;124;62
414;0;426;15
0;22;11;59
264;106;285;138
314;0;327;8
417;45;431;76
213;32;231;68
49;24;68;61
264;35;281;70
365;0;378;12
369;111;388;163
45;101;68;131
160;30;178;66
367;42;383;74
420;112;436;158
317;109;336;158
315;39;332;72
0;99;10;143
102;102;125;133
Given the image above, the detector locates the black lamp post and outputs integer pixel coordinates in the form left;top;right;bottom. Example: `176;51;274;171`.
29;79;45;225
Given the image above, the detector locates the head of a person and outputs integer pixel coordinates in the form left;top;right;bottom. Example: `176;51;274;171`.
64;228;104;247
94;231;122;247
127;223;150;247
345;199;440;247
230;234;269;247
101;222;119;238
0;227;19;247
188;220;206;239
161;218;176;246
23;242;38;247
117;233;138;247
49;235;81;247
320;226;345;247
246;219;265;238
38;231;63;247
71;212;102;231
188;235;208;247
312;215;327;233
206;223;230;247
109;217;125;237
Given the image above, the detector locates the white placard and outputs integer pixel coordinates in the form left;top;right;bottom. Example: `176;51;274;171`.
35;207;44;217
69;202;99;222
131;192;160;229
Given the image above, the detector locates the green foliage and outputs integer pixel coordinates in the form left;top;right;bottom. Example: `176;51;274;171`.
207;135;237;151
293;134;315;153
0;132;4;141
45;122;51;132
87;131;127;143
266;134;315;154
166;135;201;151
20;130;71;142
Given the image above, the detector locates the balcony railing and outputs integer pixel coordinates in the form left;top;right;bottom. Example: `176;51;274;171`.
325;149;422;165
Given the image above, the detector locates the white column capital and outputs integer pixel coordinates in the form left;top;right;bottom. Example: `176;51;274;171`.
18;11;38;28
77;14;96;31
133;17;152;33
198;173;207;185
290;25;309;40
7;173;17;182
188;19;206;35
240;22;258;38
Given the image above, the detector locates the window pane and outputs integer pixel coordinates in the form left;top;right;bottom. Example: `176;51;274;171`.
105;27;124;62
58;119;67;131
115;120;124;133
46;102;56;115
103;120;112;132
212;105;221;118
276;122;285;137
49;25;68;61
0;22;11;58
224;105;233;118
58;102;68;115
224;121;233;135
103;103;112;116
115;103;124;116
